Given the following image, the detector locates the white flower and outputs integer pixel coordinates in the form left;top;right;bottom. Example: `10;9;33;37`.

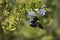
34;8;39;12
41;5;46;8
34;8;39;13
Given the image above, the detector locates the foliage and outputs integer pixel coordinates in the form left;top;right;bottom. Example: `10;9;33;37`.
0;0;60;40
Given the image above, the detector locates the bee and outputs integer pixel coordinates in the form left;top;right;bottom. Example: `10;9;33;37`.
27;10;44;29
30;16;44;29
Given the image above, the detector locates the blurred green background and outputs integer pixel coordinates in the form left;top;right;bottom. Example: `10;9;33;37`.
0;0;60;40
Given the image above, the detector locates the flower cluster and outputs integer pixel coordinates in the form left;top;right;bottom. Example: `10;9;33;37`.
26;5;46;19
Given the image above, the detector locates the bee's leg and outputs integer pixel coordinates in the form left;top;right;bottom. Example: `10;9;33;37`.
38;23;44;29
36;21;44;29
